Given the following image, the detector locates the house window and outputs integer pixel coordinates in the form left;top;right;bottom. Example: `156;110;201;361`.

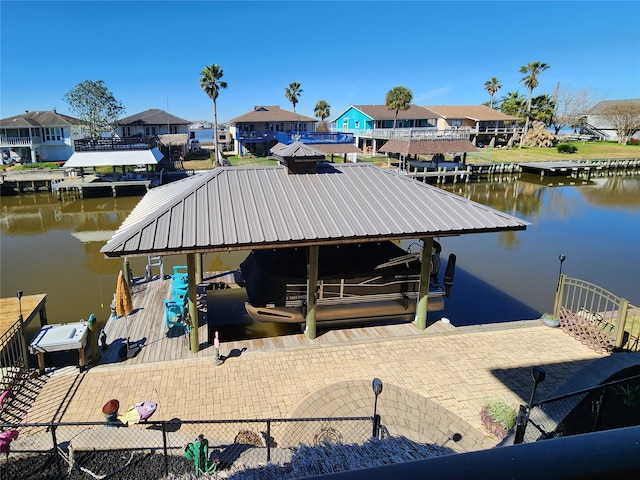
451;120;462;127
169;125;178;134
124;127;132;137
44;127;62;141
145;126;157;136
354;121;360;129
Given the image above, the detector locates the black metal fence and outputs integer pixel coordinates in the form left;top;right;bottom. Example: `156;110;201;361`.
0;320;28;393
514;373;640;443
0;416;373;479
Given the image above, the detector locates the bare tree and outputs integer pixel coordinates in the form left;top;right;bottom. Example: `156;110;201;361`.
551;85;598;135
597;100;640;145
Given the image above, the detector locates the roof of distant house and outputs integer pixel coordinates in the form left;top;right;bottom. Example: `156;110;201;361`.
228;105;316;124
0;110;82;127
425;105;520;121
586;99;640;114
117;109;191;126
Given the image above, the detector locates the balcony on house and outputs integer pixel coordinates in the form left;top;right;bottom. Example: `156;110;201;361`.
74;136;158;152
234;130;280;143
0;135;42;147
276;131;355;145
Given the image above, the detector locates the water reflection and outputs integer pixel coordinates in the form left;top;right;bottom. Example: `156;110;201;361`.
1;174;639;333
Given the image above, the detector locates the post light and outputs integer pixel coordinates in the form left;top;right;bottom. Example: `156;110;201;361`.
16;290;23;322
556;255;566;292
528;366;546;410
372;378;383;438
514;366;546;444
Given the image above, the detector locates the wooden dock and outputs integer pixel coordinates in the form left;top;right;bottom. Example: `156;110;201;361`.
81;271;456;369
53;175;151;199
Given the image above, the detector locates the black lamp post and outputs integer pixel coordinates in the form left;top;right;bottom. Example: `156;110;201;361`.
556;255;566;291
16;290;23;321
528;366;546;410
372;378;383;438
514;366;546;444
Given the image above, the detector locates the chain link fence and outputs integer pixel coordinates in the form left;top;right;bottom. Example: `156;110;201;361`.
0;416;373;479
515;373;640;443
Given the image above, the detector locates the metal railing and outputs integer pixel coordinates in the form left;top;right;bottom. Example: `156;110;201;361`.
73;136;158;152
0;416;372;479
514;373;640;444
276;131;355;144
0;136;42;146
0;321;28;393
554;275;638;351
333;126;523;140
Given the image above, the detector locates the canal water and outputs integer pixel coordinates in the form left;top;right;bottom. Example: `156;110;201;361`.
1;173;639;339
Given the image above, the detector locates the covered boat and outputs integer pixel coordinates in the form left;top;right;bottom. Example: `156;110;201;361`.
240;241;455;325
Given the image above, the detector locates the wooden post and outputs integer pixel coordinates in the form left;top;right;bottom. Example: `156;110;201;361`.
187;253;199;352
305;245;319;340
196;253;203;284
87;313;100;363
614;299;629;349
416;237;433;330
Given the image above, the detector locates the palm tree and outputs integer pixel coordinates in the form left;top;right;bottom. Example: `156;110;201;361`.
284;82;303;112
385;86;413;128
314;100;330;122
314;100;330;131
484;77;502;109
519;61;550;135
199;64;227;166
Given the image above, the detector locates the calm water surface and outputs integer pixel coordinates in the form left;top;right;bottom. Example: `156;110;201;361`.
1;173;639;336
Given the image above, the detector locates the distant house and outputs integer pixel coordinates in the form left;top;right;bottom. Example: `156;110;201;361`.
0;110;85;163
582;99;640;142
332;104;523;151
425;105;523;147
228;105;317;156
332;105;441;153
116;109;192;159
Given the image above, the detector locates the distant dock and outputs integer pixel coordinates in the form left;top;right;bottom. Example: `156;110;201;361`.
520;158;640;179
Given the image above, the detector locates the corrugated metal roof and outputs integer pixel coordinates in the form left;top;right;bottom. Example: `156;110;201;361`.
271;142;361;155
101;163;529;258
64;148;163;167
379;139;478;155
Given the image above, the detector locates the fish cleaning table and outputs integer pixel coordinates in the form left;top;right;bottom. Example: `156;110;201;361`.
29;321;89;372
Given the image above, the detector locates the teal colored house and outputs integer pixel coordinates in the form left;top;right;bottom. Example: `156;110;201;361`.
332;105;440;133
332;104;441;153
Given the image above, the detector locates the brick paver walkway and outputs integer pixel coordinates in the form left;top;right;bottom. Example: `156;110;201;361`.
19;321;639;452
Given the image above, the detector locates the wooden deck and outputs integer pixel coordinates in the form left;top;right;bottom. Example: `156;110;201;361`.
0;294;48;338
88;271;456;369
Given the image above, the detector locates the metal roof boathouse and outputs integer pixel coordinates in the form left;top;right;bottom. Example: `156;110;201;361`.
101;144;528;350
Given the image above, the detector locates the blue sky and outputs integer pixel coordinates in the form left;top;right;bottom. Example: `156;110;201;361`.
1;0;639;123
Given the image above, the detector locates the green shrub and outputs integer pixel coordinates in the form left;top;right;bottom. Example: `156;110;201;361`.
557;143;578;154
480;397;517;439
